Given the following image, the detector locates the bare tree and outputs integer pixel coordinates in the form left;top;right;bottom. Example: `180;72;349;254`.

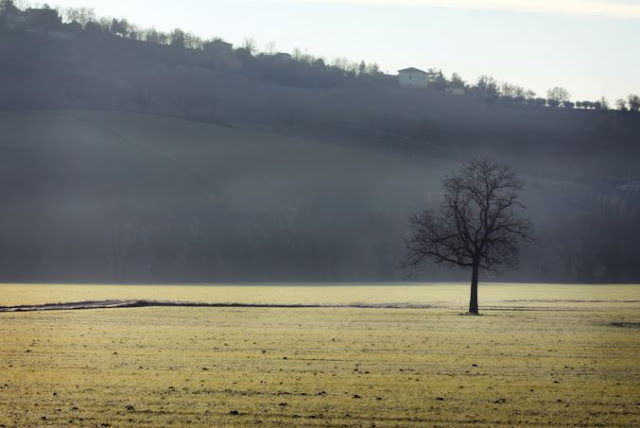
427;68;447;90
500;82;517;97
616;98;628;112
170;28;186;48
450;72;466;89
141;27;169;44
358;60;366;76
62;7;95;27
547;87;570;107
143;27;160;43
109;17;131;37
402;159;535;314
242;37;256;55
473;75;499;99
264;40;276;54
628;94;640;112
184;32;203;50
598;97;609;110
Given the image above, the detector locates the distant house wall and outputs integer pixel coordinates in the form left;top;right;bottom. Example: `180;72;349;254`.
214;40;233;51
204;40;233;53
445;87;466;96
1;8;61;32
398;68;429;88
26;8;61;22
273;52;292;62
1;10;29;30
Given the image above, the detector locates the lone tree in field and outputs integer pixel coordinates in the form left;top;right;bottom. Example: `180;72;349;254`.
402;159;535;315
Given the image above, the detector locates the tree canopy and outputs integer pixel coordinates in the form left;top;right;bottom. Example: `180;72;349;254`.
402;159;535;314
546;87;570;108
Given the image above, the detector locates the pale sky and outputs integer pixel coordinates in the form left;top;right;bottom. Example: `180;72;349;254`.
44;0;639;102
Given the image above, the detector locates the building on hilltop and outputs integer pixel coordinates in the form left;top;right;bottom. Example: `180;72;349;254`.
0;6;61;33
273;52;292;62
0;6;28;30
445;86;466;96
203;39;233;52
398;67;429;88
25;8;61;34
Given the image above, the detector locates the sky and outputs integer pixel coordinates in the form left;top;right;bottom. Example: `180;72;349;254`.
41;0;639;102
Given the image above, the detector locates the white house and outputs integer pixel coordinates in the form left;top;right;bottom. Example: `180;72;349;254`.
273;52;292;62
445;86;466;96
203;39;233;52
398;67;429;88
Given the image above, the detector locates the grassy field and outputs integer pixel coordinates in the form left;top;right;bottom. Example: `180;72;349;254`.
1;284;639;427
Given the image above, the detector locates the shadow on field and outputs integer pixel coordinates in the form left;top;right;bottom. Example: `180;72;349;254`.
0;299;435;313
2;299;634;313
608;322;640;329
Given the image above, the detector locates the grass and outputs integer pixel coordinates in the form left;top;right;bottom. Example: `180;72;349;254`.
0;284;639;427
1;283;638;308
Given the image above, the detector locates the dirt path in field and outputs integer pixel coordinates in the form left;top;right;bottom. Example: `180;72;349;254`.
0;300;437;312
1;299;638;313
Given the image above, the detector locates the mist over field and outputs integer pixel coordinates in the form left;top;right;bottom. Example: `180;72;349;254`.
0;108;638;284
1;5;639;284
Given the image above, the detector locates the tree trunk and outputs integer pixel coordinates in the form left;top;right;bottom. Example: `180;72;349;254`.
469;262;479;314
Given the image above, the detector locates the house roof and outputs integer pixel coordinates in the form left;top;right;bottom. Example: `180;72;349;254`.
210;39;232;47
398;67;427;74
203;39;233;51
26;8;60;17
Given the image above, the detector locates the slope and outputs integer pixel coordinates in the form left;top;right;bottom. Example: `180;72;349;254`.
0;110;456;282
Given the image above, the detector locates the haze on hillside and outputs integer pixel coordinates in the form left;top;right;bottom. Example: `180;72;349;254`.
0;1;639;283
47;0;640;102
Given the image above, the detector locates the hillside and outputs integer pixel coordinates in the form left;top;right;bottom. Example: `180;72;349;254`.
1;24;640;283
1;29;639;186
0;110;638;283
0;110;452;282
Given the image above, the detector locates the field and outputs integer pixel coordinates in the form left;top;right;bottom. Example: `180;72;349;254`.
1;284;639;427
